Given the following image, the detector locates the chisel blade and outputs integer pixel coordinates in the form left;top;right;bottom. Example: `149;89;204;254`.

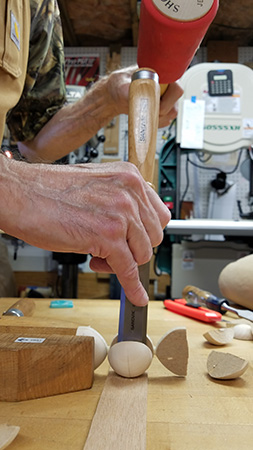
118;262;149;343
222;302;253;322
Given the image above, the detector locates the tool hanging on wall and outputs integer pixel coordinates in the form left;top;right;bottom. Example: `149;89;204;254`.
103;50;121;155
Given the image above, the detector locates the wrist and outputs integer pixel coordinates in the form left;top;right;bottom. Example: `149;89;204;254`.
103;69;130;117
81;74;118;122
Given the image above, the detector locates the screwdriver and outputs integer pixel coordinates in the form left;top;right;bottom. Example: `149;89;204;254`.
182;285;253;322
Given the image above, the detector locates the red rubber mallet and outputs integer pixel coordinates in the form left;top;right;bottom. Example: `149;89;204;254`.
137;0;219;93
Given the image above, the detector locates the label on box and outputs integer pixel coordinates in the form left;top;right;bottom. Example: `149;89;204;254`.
15;337;46;343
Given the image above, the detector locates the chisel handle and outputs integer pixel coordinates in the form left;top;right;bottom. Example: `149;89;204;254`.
182;285;227;314
128;69;160;181
3;298;35;317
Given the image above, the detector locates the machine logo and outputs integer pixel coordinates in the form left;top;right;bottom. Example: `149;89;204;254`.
205;125;241;131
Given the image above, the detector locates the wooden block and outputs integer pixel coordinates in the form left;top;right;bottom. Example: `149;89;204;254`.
156;327;189;376
0;318;108;371
207;351;249;380
0;316;79;335
0;333;94;401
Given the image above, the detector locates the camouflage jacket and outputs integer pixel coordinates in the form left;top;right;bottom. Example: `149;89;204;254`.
7;0;66;142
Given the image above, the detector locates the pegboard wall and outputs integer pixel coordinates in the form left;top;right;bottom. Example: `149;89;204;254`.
65;46;253;221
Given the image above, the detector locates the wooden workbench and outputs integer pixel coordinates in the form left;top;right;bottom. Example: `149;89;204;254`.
0;298;252;450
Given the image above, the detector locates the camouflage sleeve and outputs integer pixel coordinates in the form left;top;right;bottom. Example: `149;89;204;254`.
7;0;66;142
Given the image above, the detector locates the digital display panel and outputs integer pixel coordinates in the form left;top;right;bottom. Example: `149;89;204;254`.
213;74;227;81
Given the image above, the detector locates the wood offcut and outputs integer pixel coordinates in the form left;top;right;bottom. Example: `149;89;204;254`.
83;371;148;450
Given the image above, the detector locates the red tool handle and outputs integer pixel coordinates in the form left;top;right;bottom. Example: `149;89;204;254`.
164;299;222;323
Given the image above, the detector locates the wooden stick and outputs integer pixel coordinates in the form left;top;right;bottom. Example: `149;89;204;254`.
83;371;148;450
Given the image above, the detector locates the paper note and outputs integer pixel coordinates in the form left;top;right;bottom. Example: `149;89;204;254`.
181;99;205;149
243;118;253;138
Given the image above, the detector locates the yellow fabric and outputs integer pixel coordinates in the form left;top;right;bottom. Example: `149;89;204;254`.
0;0;31;142
7;0;66;142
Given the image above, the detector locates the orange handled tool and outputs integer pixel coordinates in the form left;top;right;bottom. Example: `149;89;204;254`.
164;298;222;323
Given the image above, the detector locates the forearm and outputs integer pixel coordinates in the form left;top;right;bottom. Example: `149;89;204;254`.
17;67;183;163
0;155;34;238
18;73;124;163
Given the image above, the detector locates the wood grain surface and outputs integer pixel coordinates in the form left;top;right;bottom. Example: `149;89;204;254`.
0;333;93;401
84;371;148;450
0;298;252;449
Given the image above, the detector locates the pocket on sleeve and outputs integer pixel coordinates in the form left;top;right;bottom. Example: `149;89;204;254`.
0;0;29;78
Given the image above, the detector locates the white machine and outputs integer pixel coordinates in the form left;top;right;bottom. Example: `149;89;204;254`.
176;62;253;153
169;63;253;298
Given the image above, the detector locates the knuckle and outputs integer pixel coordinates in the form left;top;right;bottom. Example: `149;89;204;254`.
116;190;132;210
121;163;143;187
122;261;139;281
139;247;153;265
153;229;164;248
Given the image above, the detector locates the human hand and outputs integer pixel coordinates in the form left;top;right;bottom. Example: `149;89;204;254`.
18;66;182;164
158;82;184;128
107;66;183;128
86;162;171;306
2;158;170;306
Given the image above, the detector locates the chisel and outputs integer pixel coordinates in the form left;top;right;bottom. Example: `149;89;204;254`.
182;285;253;322
2;298;35;317
118;0;219;342
118;69;160;343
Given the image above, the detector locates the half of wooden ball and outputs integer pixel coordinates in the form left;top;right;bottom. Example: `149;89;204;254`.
76;326;108;370
156;327;189;376
207;351;248;380
108;340;153;378
203;327;234;346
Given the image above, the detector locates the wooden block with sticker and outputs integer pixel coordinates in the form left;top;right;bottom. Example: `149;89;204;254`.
0;333;94;401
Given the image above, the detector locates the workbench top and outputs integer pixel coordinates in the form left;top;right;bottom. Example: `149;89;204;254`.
0;298;252;450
